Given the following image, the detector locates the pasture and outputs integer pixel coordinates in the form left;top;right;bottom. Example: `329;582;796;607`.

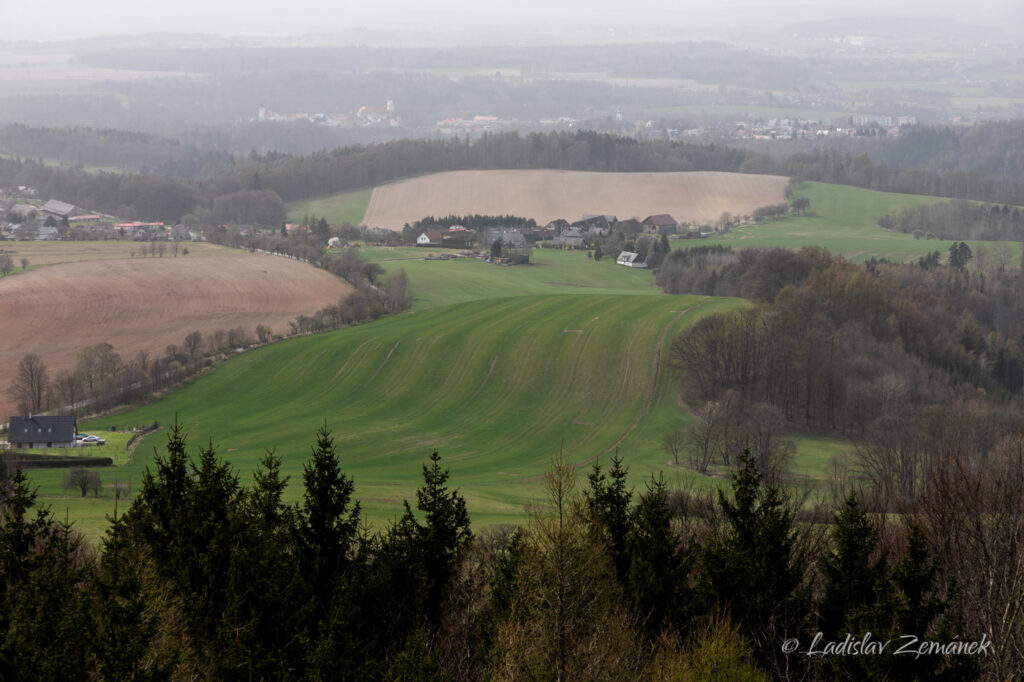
286;187;373;227
352;246;661;308
68;294;738;538
711;181;1022;264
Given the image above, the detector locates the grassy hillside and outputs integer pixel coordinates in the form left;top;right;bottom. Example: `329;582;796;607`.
355;247;661;309
47;294;739;538
711;182;1021;263
286;187;373;226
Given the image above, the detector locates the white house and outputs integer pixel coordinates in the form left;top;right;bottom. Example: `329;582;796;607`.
416;231;442;246
616;251;647;268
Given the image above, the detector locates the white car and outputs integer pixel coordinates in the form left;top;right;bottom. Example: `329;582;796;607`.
82;435;101;443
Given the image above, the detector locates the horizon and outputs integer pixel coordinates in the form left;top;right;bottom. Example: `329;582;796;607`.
1;1;1018;45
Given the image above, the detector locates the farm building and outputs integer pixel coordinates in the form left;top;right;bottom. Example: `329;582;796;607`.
642;214;679;235
616;251;648;268
442;230;476;248
481;228;527;248
39;199;79;219
8;415;77;449
552;228;587;249
417;231;443;246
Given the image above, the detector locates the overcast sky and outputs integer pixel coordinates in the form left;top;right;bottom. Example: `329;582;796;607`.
1;0;1017;43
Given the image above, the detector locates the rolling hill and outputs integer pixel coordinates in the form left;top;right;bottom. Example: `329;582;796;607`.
48;292;740;538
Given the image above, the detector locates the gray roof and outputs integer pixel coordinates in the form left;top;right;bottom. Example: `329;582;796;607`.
8;415;77;443
40;199;77;217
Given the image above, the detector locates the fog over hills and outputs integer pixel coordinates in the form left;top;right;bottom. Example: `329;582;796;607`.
1;0;1018;45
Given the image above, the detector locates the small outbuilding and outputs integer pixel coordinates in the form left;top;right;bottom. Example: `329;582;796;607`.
616;251;648;268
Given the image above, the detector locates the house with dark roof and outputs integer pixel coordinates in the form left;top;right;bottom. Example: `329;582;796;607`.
442;230;476;248
8;415;77;448
544;218;570;233
643;214;679;236
573;215;614;234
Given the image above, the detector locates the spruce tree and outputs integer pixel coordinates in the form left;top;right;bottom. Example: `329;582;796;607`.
700;450;809;672
410;450;473;627
627;474;692;637
818;493;892;639
586;453;632;583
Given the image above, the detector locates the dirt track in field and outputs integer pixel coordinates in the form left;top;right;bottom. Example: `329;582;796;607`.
0;250;352;417
361;170;789;230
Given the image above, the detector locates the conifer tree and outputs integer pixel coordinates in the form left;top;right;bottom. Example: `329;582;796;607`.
700;450;810;675
586;453;632;583
627;474;692;637
818;493;892;639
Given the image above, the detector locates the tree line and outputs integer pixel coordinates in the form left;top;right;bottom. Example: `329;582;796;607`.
878;199;1024;241
2;421;1008;679
9;126;1024;228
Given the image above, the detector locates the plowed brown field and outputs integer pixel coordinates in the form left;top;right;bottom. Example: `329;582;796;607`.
361;170;789;230
0;248;352;417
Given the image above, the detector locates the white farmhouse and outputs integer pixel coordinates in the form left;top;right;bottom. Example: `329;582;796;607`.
616;251;647;268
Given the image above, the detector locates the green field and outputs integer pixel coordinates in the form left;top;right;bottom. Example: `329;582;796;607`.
286;188;373;226
354;247;662;308
710;181;1021;264
63;293;747;538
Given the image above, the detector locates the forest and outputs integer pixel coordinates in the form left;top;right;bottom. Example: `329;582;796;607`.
660;245;1024;504
2;420;1012;680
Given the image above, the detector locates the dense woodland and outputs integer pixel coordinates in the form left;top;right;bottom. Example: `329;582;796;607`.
2;421;1011;680
661;246;1024;504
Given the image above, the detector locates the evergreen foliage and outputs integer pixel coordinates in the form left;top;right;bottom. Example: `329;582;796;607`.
0;422;990;679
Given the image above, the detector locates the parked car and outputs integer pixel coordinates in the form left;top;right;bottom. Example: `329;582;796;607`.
82;435;101;443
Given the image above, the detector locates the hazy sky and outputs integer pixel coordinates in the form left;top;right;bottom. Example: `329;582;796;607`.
1;0;1016;42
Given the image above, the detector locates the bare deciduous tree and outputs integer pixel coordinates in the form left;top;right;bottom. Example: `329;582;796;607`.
63;469;102;497
490;454;641;680
8;352;49;413
915;435;1024;679
662;428;687;466
183;331;203;362
51;369;84;415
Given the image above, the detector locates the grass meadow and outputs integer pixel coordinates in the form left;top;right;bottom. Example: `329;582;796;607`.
69;294;732;535
711;181;1022;265
286;188;374;226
